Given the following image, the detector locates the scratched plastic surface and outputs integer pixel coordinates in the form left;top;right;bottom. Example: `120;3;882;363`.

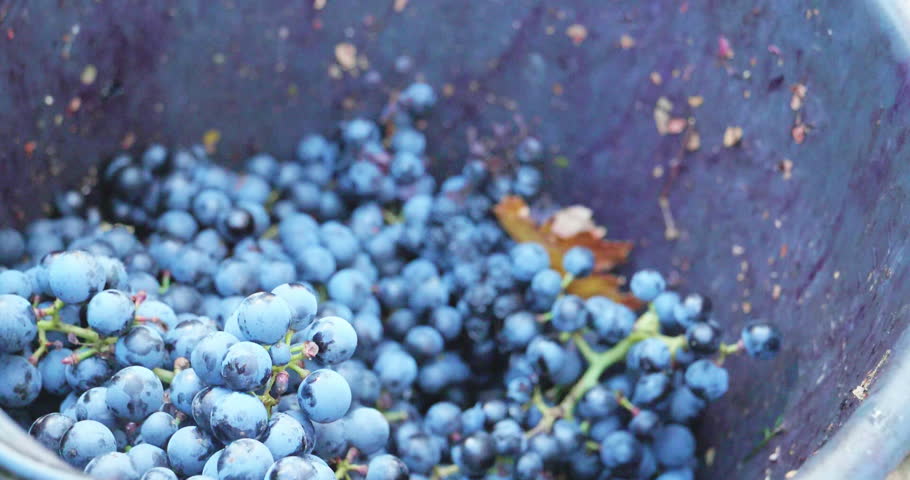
1;1;910;478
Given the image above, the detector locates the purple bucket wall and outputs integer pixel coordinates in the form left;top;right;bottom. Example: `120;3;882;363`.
1;0;909;478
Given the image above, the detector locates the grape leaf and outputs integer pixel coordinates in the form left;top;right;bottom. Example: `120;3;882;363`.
493;196;643;309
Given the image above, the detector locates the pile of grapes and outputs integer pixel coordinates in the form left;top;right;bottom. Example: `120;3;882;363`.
0;82;780;480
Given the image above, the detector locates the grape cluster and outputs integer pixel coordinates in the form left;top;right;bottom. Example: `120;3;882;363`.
0;81;781;480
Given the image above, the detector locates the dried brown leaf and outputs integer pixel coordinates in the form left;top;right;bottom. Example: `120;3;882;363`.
494;196;642;308
723;126;743;147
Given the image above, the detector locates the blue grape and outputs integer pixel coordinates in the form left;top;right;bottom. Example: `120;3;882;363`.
86;289;136;336
684;359;729;401
397;431;442;475
631;372;671;406
170;367;205;415
167;426;217;477
158;210;199;241
0;354;42;407
141;467;179;480
218;439;274;480
669;386;706;424
365;454;410;480
652;424;696;468
191;386;230;431
491;418;523;456
657;468;696;480
38;348;74;395
84;451;139;479
74;386;117;428
400;81;437;115
0;270;32;297
425;402;461;437
297;369;351;423
59;419;116;469
47;250;107;303
514;451;544;480
525;337;566;378
741;322;782;359
562;246;595;277
0;294;37;353
586;296;636;344
452;431;496;476
106;366;164;421
202;449;222;478
303;315;357;365
296;245;337;284
220;341;272;391
327;268;370;310
509;243;549;282
136;300;179;331
29;412;75;452
550;294;589;332
235;292;293;344
265;455;336;480
373;349;417;394
140;411;178;449
430;306;462;341
404;325;444;358
630;269;666;302
191;331;239;386
0;228;25;265
312;419;348;459
343;407;389;455
210;390;268;442
128;443;169;476
116;325;167;369
599;430;642;476
627;337;672;372
261;412;310;459
527;433;560;464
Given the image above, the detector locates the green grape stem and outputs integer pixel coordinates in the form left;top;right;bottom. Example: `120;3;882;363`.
153;368;175;385
527;312;676;437
431;464;460;480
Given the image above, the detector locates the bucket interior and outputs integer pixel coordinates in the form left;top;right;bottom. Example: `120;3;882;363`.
1;1;909;478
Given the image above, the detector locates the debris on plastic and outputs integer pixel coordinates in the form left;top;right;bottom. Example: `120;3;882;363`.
335;43;358;71
203;129;221;154
394;0;408;12
81;65;97;85
688;96;704;108
619;34;636;49
790;83;807;111
718;35;735;60
566;24;588;45
723;126;743;147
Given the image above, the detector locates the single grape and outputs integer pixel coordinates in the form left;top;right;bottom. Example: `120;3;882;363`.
0;354;42;407
264;455;335;480
217;438;274;480
29;412;75;452
59;420;117;469
170;367;205;415
684;359;729;401
343;407;390;455
652;424;696;468
0;294;37;353
128;443;169;476
297;369;351;423
115;325;167;370
167;426;217;477
220;341;272;391
84;451;139;480
365;454;410;480
741;322;782;359
74;386;118;428
235;292;293;344
87;289;135;336
141;467;179;480
630;269;666;302
106;366;165;422
303;315;357;365
140;411;178;449
271;282;318;330
210;391;269;442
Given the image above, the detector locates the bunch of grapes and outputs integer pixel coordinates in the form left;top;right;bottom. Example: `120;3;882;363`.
0;80;780;480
